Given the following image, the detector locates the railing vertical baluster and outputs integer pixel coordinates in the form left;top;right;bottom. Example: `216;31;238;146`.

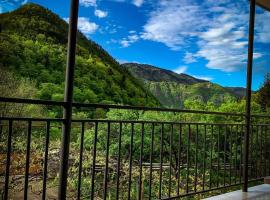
217;125;221;187
42;121;50;200
186;125;191;194
168;124;173;198
116;122;122;199
261;125;264;177
128;123;134;200
194;125;198;192
4;120;12;200
149;123;154;200
202;125;206;191
268;126;270;176
209;125;213;189
240;125;243;183
103;122;110;200
223;125;227;187
264;126;267;176
90;122;98;200
260;125;263;178
24;121;32;200
138;123;145;200
250;125;254;179
177;124;182;196
235;125;238;184
229;126;232;185
158;124;164;199
77;122;85;200
261;126;265;176
0;120;2;140
255;125;258;179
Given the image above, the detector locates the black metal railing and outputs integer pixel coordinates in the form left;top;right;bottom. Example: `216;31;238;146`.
0;97;270;199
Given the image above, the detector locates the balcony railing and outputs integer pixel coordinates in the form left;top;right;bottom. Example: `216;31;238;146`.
0;97;269;199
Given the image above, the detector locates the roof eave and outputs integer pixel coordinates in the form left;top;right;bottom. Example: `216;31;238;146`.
256;0;270;12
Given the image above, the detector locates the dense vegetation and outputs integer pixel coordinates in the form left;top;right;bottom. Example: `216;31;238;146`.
0;3;160;112
256;74;270;112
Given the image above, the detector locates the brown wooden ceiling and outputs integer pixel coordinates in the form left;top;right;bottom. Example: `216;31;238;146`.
256;0;270;11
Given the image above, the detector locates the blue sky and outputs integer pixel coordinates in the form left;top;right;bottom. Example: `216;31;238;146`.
1;0;270;90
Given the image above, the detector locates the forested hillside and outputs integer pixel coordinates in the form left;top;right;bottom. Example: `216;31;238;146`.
123;63;208;84
123;63;239;108
0;3;159;107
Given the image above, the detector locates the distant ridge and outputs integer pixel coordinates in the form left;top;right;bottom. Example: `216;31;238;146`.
123;63;241;108
123;63;208;84
225;87;247;98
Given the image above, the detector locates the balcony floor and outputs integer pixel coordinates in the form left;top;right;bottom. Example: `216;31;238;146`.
204;184;270;200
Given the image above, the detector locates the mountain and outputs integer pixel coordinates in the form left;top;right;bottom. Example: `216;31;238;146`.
0;3;160;107
225;87;247;98
124;63;207;84
123;63;238;108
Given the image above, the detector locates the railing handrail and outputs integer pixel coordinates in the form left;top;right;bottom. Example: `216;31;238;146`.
0;117;248;125
1;117;270;127
1;96;270;118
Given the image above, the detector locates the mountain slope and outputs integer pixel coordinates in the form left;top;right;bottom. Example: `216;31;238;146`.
0;3;160;107
225;87;246;98
124;63;207;84
123;63;237;108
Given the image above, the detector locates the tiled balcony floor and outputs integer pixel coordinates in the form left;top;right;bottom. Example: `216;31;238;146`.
204;184;270;200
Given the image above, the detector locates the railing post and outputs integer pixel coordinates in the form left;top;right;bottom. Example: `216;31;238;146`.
58;0;79;199
243;0;256;192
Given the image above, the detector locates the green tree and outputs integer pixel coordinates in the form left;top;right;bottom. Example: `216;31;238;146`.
256;73;270;111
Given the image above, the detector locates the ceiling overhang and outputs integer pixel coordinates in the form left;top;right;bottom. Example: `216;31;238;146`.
256;0;270;11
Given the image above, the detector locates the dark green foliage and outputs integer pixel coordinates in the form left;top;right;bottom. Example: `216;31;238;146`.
256;73;270;111
0;3;160;107
0;68;45;117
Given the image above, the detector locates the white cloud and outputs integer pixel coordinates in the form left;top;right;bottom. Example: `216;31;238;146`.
141;0;268;72
106;39;118;44
196;19;249;72
80;0;96;7
129;30;136;34
78;17;98;35
102;24;121;34
120;32;139;47
173;66;188;74
253;52;263;59
200;22;236;40
64;17;99;35
132;0;144;7
128;34;139;42
256;11;270;43
193;75;213;81
95;9;108;18
120;40;130;47
184;52;197;64
111;0;126;2
141;0;207;50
